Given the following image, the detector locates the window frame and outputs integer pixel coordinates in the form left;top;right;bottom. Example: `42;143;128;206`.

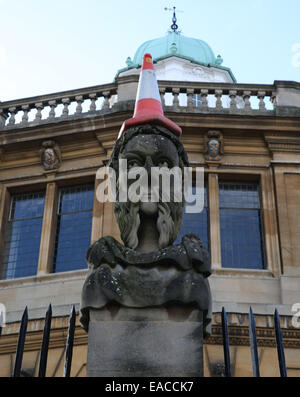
178;168;281;276
218;179;266;270
0;186;47;279
0;174;100;279
207;169;280;276
52;182;95;273
176;175;210;252
43;176;95;274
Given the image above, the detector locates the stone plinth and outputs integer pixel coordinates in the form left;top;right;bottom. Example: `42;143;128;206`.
86;305;204;377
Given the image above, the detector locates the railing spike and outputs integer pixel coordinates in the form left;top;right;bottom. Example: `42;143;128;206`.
274;308;287;377
0;311;3;339
13;306;28;377
38;304;52;377
221;307;231;377
63;305;76;377
249;307;260;377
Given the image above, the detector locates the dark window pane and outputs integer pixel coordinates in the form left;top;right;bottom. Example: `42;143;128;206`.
1;191;45;279
219;182;264;269
53;184;94;273
11;193;45;219
219;182;260;209
175;183;209;252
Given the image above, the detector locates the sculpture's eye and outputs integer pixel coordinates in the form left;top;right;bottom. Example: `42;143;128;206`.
128;159;141;169
158;159;170;168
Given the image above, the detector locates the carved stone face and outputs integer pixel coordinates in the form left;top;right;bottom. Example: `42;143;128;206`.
114;132;184;250
120;134;179;167
119;134;180;216
44;148;56;165
208;138;220;157
40;140;61;170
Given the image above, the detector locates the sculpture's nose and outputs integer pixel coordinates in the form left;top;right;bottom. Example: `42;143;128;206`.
144;156;154;173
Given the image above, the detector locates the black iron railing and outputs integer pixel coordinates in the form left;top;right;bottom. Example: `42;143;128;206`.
9;305;76;377
221;307;287;377
2;305;288;377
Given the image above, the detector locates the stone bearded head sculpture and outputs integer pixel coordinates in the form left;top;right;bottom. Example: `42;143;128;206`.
80;54;212;336
110;124;189;252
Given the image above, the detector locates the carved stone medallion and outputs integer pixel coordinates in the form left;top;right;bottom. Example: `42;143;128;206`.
204;130;223;161
40;140;61;170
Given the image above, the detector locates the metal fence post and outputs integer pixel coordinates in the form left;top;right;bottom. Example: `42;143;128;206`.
13;306;28;377
274;308;287;377
64;305;76;377
249;307;260;377
221;307;232;377
38;304;52;377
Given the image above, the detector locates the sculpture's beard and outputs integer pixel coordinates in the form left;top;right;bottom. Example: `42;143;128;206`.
114;200;184;250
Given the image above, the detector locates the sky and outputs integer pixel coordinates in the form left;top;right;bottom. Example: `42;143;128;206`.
0;0;300;101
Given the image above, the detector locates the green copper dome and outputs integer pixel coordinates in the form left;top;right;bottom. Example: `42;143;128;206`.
132;31;223;68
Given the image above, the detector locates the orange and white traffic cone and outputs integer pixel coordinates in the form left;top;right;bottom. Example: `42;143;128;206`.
118;53;182;138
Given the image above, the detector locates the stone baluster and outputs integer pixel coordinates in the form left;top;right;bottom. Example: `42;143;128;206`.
270;92;277;109
215;90;223;110
102;91;111;111
35;103;43;121
61;98;70;118
186;88;194;110
200;89;209;109
229;90;237;109
0;109;6;128
172;88;180;109
75;95;83;115
159;87;166;107
257;91;266;110
8;107;16;125
48;100;56;119
89;93;97;112
243;90;252;110
21;105;30;124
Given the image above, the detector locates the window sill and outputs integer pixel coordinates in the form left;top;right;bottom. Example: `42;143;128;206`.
211;267;274;278
0;268;89;288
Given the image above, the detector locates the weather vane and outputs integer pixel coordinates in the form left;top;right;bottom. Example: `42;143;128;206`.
164;6;183;32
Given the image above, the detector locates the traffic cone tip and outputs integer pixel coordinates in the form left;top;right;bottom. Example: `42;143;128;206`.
118;52;182;138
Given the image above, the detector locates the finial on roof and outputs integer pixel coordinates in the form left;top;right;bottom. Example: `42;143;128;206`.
171;6;178;32
126;57;134;67
216;54;223;66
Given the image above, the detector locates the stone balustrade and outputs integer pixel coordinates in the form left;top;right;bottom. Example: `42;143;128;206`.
0;79;300;131
0;83;118;129
158;81;276;111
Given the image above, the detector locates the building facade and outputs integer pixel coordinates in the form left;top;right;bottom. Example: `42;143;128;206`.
0;25;300;376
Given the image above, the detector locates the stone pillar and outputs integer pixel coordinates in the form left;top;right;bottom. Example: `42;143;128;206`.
274;81;300;109
86;305;204;377
208;173;221;269
37;182;58;275
116;76;139;102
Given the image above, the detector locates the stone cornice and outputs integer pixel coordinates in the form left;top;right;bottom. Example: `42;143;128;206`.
264;136;300;152
1;111;300;150
206;324;300;348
